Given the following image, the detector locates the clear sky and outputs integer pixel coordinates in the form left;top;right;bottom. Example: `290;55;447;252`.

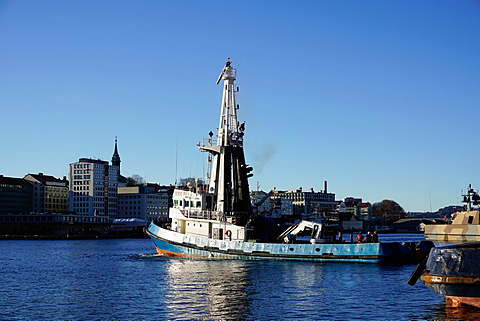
1;0;479;212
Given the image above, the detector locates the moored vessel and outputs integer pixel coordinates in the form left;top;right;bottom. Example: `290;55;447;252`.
424;185;480;242
409;242;480;308
146;59;432;264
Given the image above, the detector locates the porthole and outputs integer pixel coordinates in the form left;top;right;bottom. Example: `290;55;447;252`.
289;247;294;252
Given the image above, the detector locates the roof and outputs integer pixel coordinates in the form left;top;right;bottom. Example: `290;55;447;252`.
24;173;66;185
0;175;32;186
338;212;359;221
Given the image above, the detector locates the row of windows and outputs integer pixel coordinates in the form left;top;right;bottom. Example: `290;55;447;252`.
72;186;90;191
73;164;91;169
72;196;112;202
73;175;91;179
119;206;141;210
46;187;68;192
73;203;90;208
73;169;90;174
120;200;141;204
45;194;67;198
173;200;202;208
280;194;335;202
72;192;89;196
73;181;91;186
44;199;68;203
45;205;68;211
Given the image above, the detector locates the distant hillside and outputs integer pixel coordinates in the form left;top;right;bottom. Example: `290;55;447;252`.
409;205;463;218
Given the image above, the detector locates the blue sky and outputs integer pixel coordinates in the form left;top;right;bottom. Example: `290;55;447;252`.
1;0;479;212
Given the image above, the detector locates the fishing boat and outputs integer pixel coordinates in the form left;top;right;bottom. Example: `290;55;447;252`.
145;60;433;264
408;242;480;308
424;185;480;242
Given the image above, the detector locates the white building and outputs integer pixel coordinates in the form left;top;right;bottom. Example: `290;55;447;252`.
273;182;337;219
68;158;119;217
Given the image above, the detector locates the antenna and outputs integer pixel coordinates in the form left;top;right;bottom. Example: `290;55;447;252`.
429;188;432;213
216;58;231;84
175;125;178;186
216;69;225;85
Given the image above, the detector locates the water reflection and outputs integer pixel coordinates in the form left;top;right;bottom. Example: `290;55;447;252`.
444;299;480;321
157;257;462;320
143;249;477;320
418;298;480;321
159;259;328;320
163;259;252;320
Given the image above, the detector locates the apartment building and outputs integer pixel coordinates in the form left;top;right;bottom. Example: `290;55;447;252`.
68;158;119;217
23;173;69;214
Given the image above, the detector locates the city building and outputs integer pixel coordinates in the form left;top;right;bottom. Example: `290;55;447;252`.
359;202;372;221
340;197;363;218
117;184;170;221
272;182;337;219
0;175;33;214
338;212;363;231
0;213;111;236
251;190;272;215
68;158;119;217
23;173;69;214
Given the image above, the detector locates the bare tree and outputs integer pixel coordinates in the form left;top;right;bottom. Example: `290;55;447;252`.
126;174;145;187
178;177;206;187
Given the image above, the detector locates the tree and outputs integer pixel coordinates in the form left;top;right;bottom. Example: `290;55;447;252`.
178;177;206;187
372;199;405;214
126;174;145;187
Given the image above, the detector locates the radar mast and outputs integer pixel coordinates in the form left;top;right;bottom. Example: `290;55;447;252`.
200;59;252;219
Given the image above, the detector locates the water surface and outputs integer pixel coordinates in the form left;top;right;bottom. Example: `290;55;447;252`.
1;237;480;320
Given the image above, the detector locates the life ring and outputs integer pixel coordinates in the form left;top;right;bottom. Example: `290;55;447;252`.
225;230;232;238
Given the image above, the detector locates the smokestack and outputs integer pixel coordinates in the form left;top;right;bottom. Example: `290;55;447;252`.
324;181;327;193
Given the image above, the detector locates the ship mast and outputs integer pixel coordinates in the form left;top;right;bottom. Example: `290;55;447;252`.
216;59;242;148
200;59;252;220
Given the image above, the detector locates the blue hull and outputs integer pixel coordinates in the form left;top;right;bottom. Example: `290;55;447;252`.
146;222;430;264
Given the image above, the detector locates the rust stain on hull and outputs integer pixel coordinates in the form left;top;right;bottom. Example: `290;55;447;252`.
155;247;192;257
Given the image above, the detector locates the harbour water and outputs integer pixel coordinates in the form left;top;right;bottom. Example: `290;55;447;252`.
2;235;480;320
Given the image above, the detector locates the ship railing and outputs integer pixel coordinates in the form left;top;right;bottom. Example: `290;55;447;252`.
200;136;244;148
186;210;225;221
200;137;217;147
185;210;250;222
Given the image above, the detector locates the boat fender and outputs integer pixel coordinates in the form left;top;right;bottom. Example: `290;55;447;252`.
407;256;428;286
225;230;232;238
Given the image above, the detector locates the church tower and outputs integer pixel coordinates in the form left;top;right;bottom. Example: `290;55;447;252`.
112;137;127;186
112;136;121;168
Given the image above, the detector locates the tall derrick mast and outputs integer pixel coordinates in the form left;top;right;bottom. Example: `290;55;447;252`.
200;60;253;220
